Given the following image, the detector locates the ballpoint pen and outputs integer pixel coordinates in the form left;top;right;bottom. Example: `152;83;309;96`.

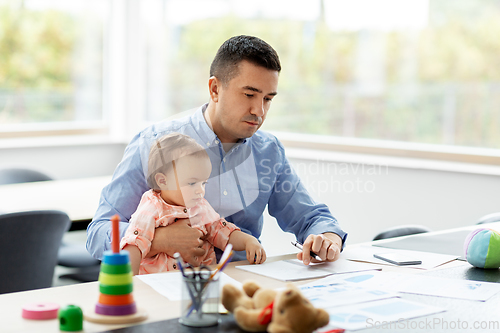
291;241;322;261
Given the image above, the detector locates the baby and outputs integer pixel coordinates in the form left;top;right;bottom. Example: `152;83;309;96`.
121;132;266;275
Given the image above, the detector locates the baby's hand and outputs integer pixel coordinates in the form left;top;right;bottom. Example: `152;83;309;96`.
245;237;266;264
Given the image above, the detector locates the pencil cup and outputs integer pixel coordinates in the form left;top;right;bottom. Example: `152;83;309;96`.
179;273;220;327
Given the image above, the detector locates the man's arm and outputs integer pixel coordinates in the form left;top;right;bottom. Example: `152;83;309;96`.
266;141;347;264
86;133;149;260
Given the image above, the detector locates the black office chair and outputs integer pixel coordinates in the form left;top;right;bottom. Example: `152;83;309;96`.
476;212;500;225
0;210;71;294
0;168;53;185
0;167;101;283
57;243;101;282
372;224;432;241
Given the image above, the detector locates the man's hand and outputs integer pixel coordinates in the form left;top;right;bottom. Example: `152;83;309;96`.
148;218;207;266
297;233;342;265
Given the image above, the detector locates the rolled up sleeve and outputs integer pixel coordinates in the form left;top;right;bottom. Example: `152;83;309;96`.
267;143;348;249
120;203;157;259
206;218;240;250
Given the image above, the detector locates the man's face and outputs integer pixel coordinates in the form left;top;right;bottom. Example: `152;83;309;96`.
210;60;279;143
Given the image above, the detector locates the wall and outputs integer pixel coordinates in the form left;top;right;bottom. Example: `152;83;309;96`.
0;140;126;180
260;149;500;256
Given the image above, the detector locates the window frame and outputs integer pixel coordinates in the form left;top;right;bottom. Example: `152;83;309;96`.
274;131;500;167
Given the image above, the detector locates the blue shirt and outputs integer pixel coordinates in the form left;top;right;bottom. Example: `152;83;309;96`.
86;104;347;260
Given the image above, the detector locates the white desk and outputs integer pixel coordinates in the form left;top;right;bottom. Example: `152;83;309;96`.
0;254;291;333
0;176;111;222
1;234;497;333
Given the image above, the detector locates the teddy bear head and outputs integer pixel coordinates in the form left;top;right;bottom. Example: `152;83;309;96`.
267;285;330;333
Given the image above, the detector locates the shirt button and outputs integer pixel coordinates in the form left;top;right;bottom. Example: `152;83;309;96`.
184;208;187;213
223;157;226;162
215;140;219;144
206;142;210;146
134;230;138;235
223;190;228;196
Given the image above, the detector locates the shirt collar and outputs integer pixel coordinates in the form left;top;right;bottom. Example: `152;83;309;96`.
192;103;217;148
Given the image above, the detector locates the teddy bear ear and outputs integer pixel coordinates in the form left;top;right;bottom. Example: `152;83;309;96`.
242;280;261;297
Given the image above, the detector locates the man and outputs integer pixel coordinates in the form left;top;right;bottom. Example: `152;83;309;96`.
87;35;347;266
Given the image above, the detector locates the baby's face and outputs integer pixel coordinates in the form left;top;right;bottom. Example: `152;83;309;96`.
161;154;212;208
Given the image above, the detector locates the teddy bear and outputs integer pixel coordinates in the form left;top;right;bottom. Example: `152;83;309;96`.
221;281;330;333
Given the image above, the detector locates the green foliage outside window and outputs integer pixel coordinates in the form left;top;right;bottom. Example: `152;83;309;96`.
1;0;499;150
0;4;77;123
166;2;500;149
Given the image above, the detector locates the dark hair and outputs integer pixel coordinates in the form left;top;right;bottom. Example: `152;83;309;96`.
209;35;281;85
147;133;209;190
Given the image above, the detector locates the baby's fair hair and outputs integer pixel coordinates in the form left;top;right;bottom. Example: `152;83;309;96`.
147;133;209;190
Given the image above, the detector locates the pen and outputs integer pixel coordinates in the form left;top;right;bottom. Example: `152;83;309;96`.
186;245;234;316
291;241;322;261
208;244;234;281
173;252;187;277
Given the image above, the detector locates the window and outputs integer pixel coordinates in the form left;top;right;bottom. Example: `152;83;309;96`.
0;0;109;136
140;0;500;155
2;0;500;161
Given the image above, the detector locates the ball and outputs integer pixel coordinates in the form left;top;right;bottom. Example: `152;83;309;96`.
464;228;500;269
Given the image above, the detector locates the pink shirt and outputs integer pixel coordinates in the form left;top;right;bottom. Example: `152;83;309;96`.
120;190;239;274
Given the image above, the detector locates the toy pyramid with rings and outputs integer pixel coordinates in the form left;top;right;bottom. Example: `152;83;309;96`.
84;215;148;324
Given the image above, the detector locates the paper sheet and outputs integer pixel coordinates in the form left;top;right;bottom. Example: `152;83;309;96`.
343;245;458;269
299;275;399;308
137;272;242;301
294;272;444;331
318;298;445;331
291;258;382;274
235;258;379;281
236;260;332;281
319;271;500;301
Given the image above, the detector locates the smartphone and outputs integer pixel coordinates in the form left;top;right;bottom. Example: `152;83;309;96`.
373;252;422;266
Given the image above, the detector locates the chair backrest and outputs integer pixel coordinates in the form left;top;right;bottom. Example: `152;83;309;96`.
0;168;53;185
373;224;432;241
477;212;500;225
0;210;70;294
